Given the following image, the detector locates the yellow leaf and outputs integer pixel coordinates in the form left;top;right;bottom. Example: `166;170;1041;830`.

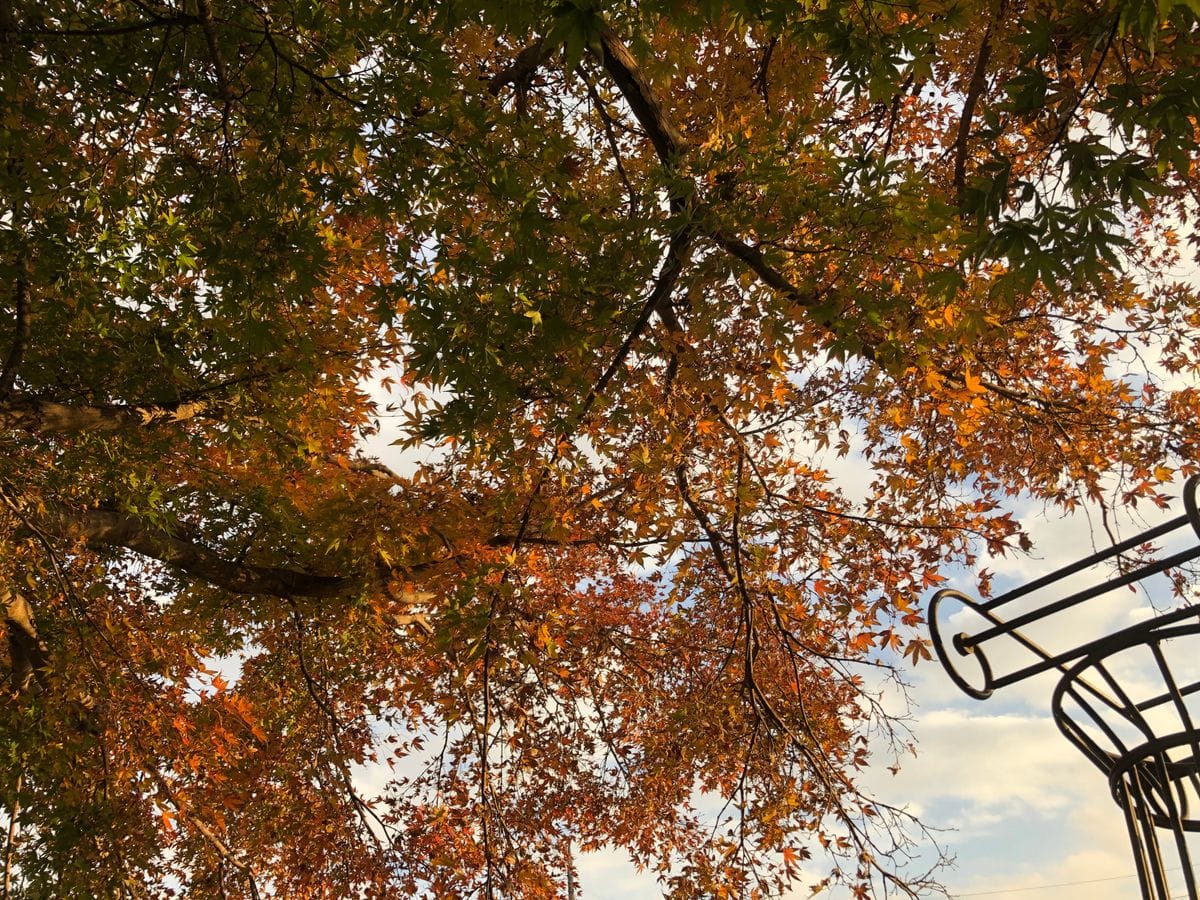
963;369;985;394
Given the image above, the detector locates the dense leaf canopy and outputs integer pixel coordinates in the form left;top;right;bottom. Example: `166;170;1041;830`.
1;0;1199;896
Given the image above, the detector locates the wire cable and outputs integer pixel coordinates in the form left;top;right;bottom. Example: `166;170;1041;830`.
953;872;1134;895
952;864;1191;896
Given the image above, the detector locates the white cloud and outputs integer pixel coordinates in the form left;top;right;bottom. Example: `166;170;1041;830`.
576;848;657;900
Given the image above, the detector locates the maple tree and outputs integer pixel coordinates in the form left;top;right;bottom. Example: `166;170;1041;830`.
0;0;1198;896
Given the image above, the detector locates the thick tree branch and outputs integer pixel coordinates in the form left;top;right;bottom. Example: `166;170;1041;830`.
2;590;47;693
0;394;211;434
58;508;363;600
335;456;404;481
595;24;685;165
753;37;778;110
196;0;232;102
487;38;551;96
0;278;27;399
712;235;817;306
953;24;992;202
589;226;693;406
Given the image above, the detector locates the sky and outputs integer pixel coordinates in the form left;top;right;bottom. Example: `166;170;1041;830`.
563;480;1199;899
356;405;1199;899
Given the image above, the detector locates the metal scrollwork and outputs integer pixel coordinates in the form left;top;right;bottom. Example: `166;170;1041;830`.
928;588;1001;700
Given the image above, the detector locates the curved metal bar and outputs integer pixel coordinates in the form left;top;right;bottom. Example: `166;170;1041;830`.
1185;474;1200;543
965;544;1200;651
932;477;1200;699
928;589;1000;699
1107;733;1200;832
1052;620;1200;723
978;510;1190;615
1052;620;1200;830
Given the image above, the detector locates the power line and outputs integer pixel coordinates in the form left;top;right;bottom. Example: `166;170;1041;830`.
952;865;1193;897
951;871;1137;896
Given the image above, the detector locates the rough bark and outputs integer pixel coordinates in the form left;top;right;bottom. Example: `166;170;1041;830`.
0;394;210;434
3;591;46;693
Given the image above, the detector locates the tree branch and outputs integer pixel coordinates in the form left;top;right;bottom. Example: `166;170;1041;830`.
588;225;693;408
0;394;212;434
331;455;404;481
20;14;198;37
675;464;732;578
487;38;551;97
587;18;1081;428
196;0;232;102
55;508;363;600
579;68;639;218
953;24;992;203
595;23;685;165
711;234;817;306
0;278;27;399
2;590;47;693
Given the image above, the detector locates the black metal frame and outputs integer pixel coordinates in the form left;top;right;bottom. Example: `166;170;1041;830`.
929;475;1200;900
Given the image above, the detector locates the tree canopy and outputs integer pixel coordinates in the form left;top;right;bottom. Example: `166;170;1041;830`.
1;0;1198;896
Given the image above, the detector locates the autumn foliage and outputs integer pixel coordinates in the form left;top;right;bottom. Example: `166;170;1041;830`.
0;0;1199;896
